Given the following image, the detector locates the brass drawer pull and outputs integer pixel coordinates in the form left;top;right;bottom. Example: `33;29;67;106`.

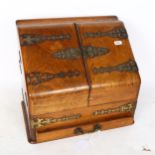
74;124;102;135
93;124;102;132
74;127;84;135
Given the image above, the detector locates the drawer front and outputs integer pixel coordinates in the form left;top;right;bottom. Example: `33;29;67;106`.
31;100;136;131
36;117;134;143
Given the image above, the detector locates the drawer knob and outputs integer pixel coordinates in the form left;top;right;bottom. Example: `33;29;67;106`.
93;124;102;132
74;127;84;135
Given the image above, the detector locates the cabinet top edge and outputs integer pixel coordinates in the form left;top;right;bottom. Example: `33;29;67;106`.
16;16;119;28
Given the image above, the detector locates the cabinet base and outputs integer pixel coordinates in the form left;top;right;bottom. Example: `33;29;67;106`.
21;101;134;144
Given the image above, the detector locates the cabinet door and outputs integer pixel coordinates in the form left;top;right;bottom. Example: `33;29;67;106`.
75;21;141;106
17;23;89;115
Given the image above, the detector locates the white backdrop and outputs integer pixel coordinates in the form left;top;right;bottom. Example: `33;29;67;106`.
0;0;155;154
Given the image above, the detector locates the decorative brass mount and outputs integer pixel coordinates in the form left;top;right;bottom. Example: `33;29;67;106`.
31;114;81;129
93;103;136;116
83;27;128;39
31;102;136;129
26;70;80;86
53;46;109;59
20;34;71;46
93;60;138;74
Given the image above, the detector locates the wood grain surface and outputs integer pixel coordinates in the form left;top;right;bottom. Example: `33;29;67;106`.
17;16;141;143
